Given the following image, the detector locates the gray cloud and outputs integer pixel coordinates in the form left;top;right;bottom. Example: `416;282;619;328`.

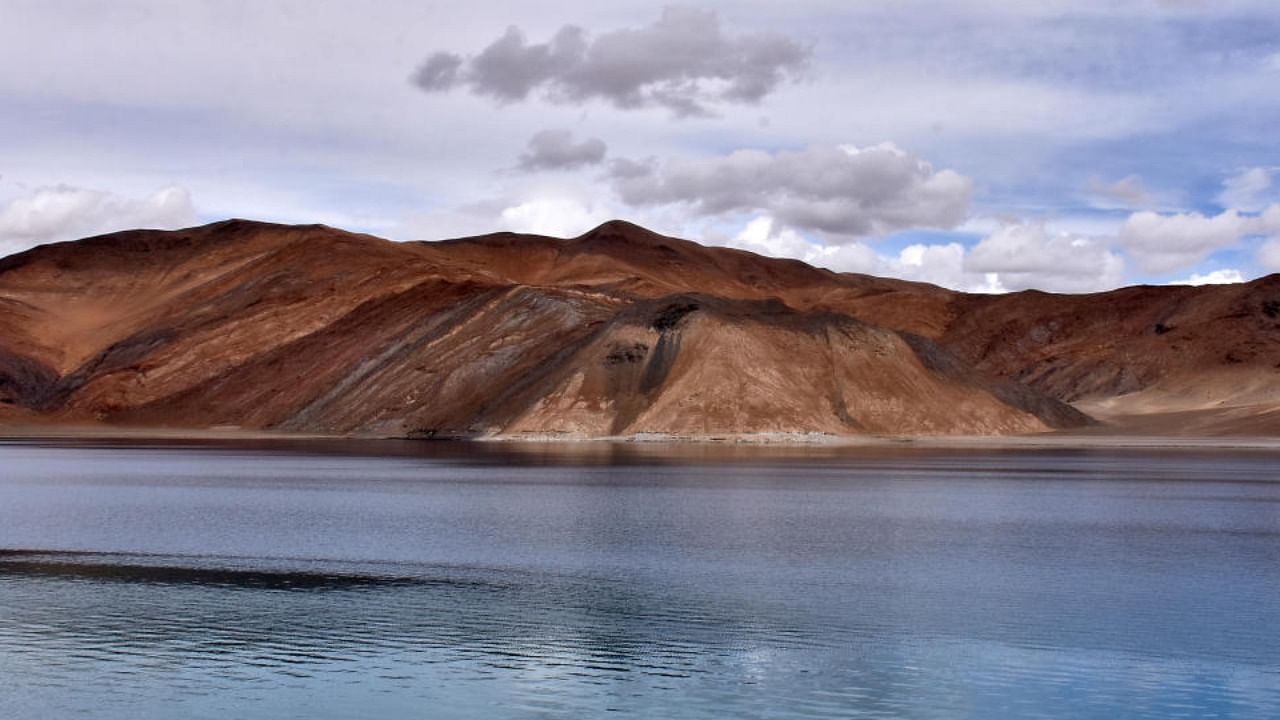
517;129;607;172
411;7;810;117
610;143;972;239
605;157;654;179
412;52;464;91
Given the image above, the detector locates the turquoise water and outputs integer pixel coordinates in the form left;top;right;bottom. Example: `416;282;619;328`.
1;440;1278;718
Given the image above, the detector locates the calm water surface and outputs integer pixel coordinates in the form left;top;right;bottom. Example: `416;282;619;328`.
1;439;1278;719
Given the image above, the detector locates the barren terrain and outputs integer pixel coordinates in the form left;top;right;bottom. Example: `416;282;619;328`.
2;219;1277;439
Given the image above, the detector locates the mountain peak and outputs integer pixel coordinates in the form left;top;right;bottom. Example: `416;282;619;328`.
575;219;676;246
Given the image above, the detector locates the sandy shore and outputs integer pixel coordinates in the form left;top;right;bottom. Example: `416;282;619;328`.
885;433;1280;451
488;431;1280;450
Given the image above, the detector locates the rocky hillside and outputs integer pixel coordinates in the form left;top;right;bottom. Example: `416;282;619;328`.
1;218;1277;437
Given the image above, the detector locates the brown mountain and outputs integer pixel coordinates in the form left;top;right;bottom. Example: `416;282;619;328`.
1;218;1277;438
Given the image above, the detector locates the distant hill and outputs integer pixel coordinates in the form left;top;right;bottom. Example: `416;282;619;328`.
2;218;1277;438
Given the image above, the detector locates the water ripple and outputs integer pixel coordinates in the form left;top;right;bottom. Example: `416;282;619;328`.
3;444;1280;719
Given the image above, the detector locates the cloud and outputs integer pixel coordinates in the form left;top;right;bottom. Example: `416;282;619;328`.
496;196;611;238
882;242;997;291
782;235;992;292
1170;268;1246;285
780;233;1002;293
410;7;810;117
716;214;1120;293
412;52;464;92
1257;237;1280;272
1118;206;1279;273
722;214;821;260
516;129;607;172
605;157;653;180
610;142;972;240
1217;167;1275;212
1087;174;1150;208
965;222;1125;292
0;185;195;257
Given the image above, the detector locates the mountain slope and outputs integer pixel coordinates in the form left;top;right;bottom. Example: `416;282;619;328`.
1;218;1275;437
930;278;1280;428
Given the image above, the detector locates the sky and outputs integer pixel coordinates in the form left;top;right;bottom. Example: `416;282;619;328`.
2;0;1280;292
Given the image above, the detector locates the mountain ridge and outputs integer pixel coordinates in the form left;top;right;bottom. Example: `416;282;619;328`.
1;218;1277;438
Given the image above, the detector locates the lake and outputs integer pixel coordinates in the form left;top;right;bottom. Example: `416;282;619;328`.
1;439;1278;719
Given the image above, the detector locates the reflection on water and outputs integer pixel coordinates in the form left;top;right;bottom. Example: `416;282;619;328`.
1;441;1279;719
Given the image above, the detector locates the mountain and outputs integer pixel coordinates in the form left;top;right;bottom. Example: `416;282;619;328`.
1;218;1276;438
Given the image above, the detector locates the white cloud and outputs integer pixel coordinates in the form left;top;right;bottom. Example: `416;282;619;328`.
816;239;1009;292
496;196;611;237
1170;268;1246;285
1217;167;1275;212
965;222;1125;292
1257;237;1280;272
611;142;972;240
813;243;883;276
1118;205;1280;274
716;214;1120;293
1266;204;1280;227
724;215;817;259
883;242;983;289
721;215;979;288
0;185;195;257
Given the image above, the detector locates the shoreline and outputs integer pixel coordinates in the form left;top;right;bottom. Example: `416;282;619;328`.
3;423;1280;451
